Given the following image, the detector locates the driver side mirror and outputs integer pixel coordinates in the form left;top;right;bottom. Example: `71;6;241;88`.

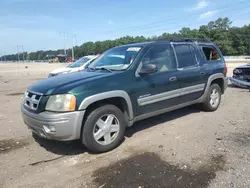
138;64;158;75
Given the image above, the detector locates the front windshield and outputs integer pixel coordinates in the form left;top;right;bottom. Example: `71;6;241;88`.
88;46;142;71
68;57;91;68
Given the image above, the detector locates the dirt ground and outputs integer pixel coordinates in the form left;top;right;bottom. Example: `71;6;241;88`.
0;61;250;188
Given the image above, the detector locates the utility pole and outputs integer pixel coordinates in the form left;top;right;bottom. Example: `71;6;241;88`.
71;33;76;60
58;32;67;56
21;46;25;61
71;45;74;60
74;32;77;46
17;45;20;62
64;33;67;56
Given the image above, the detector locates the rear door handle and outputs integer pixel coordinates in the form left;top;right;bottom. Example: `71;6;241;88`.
169;76;177;82
200;72;205;75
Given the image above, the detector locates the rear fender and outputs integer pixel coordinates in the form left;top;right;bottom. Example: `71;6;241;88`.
198;73;227;102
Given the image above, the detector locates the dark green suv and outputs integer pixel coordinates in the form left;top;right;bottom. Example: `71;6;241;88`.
21;38;228;153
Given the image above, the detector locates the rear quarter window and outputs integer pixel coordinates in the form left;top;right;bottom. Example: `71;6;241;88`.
200;45;221;61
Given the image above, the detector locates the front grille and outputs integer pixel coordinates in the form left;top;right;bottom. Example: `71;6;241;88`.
242;69;250;75
234;68;250;76
24;91;42;110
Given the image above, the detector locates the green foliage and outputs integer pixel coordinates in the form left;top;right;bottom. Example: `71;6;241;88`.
2;17;250;61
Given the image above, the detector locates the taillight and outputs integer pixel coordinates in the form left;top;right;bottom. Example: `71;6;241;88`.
224;61;228;75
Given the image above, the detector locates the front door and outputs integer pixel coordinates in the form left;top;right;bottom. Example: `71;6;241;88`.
132;44;180;117
173;43;205;104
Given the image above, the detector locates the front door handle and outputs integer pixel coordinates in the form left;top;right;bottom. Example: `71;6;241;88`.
200;72;205;75
169;76;177;82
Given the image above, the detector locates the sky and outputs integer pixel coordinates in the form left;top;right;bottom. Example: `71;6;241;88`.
0;0;250;54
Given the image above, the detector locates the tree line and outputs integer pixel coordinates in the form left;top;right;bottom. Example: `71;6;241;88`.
2;17;250;61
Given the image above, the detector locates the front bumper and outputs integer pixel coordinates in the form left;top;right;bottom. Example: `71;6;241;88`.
229;77;250;88
21;105;85;141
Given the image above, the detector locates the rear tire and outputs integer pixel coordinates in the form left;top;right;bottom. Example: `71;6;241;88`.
82;104;126;153
201;83;221;112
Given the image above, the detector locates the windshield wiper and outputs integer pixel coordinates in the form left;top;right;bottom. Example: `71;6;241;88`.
95;67;113;73
87;66;96;71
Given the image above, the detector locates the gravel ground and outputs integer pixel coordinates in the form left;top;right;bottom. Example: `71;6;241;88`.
0;62;249;188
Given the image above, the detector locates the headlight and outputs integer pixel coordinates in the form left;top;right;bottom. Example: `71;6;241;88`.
45;94;76;112
22;91;28;104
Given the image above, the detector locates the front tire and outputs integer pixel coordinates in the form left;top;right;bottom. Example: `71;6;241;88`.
82;104;126;153
202;83;222;112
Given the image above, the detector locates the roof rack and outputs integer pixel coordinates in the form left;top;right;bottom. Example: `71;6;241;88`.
156;37;212;43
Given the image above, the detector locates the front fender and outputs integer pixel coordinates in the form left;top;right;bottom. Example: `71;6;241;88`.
78;90;134;120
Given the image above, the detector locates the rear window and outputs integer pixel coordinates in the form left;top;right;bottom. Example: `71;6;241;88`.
200;46;221;61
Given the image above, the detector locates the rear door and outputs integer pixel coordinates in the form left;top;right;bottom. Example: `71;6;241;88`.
173;43;205;103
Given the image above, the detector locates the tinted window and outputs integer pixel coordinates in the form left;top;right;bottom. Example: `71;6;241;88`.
174;45;197;68
141;45;177;73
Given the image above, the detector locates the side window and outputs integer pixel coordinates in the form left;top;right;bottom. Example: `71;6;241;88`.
174;44;197;68
200;46;221;61
141;45;177;74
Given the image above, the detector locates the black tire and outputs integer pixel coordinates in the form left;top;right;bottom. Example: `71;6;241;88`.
201;83;222;112
81;104;126;153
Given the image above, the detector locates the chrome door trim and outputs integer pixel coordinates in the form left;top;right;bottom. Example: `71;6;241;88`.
137;84;205;106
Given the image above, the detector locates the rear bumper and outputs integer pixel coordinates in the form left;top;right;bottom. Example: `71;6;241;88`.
21;105;85;141
229;77;250;88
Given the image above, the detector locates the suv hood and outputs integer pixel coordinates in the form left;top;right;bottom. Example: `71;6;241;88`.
236;63;250;69
28;71;111;95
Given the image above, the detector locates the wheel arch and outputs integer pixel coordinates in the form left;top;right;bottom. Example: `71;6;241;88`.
78;90;134;121
207;73;226;93
211;78;224;94
199;73;226;103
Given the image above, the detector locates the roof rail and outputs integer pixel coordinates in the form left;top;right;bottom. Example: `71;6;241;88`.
156;37;212;43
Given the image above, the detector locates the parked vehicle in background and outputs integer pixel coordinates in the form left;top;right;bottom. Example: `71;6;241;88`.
47;54;67;63
21;38;228;153
66;57;75;63
229;63;250;88
48;55;99;77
